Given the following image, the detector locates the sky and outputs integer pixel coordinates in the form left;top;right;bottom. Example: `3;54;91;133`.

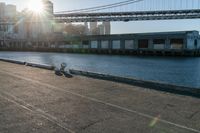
1;0;200;34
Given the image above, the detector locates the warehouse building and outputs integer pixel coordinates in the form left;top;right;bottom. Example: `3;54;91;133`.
43;30;199;56
60;30;200;50
1;30;200;56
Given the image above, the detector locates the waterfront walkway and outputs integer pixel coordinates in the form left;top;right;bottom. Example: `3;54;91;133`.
0;61;200;133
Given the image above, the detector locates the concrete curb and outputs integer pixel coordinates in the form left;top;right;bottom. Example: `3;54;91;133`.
69;69;200;98
0;58;25;65
25;62;55;70
0;58;199;98
0;58;55;70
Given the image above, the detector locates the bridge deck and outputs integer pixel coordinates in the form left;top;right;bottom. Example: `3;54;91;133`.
1;9;200;24
54;9;200;22
0;61;199;133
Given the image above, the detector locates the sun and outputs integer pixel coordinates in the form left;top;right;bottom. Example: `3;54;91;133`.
28;0;44;14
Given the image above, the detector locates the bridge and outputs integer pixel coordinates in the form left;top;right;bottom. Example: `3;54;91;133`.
54;9;200;22
1;0;200;24
53;0;200;22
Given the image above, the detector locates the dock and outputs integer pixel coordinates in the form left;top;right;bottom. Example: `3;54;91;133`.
0;61;200;133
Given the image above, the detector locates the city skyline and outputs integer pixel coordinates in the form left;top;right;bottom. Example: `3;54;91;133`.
1;0;200;34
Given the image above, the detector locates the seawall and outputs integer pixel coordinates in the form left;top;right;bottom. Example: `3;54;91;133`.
0;58;199;98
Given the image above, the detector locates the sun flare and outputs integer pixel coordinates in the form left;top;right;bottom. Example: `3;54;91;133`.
28;0;44;14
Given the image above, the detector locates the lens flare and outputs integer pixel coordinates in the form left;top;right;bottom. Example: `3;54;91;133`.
149;115;161;127
28;0;44;14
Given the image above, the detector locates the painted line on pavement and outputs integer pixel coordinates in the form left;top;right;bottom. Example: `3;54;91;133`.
0;69;200;133
0;91;75;133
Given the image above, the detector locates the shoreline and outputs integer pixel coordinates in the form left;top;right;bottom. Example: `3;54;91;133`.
1;48;199;57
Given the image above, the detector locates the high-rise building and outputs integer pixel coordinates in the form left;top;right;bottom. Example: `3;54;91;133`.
27;0;54;38
103;21;111;35
84;22;89;35
90;22;97;31
42;0;54;18
90;22;98;35
0;2;5;18
5;4;16;34
0;2;6;38
17;0;54;39
0;3;16;37
5;4;16;18
43;0;54;34
98;24;104;35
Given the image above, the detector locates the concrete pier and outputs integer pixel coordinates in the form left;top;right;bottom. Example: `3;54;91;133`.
0;61;200;133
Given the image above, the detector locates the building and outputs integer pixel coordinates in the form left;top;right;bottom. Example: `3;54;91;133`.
98;24;104;35
89;22;111;35
103;22;111;35
0;3;6;39
1;30;200;56
40;0;54;34
91;22;111;35
82;31;200;51
43;0;54;17
0;1;200;56
0;3;17;39
4;4;16;18
19;0;54;39
84;22;89;35
51;30;200;56
1;4;17;38
0;3;5;18
89;22;98;35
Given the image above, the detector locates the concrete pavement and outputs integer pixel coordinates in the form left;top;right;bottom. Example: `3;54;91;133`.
0;61;200;133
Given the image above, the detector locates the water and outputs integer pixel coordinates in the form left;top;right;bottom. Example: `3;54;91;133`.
0;51;200;88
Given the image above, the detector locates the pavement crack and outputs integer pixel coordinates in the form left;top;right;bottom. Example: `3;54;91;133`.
80;117;112;131
1;69;200;133
173;110;184;118
0;91;75;133
163;103;175;110
188;110;200;119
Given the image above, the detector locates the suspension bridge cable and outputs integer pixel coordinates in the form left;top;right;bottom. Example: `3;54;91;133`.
55;0;141;13
79;0;144;13
55;0;137;13
55;0;144;14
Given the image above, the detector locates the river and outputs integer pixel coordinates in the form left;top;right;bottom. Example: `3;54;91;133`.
0;51;200;88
